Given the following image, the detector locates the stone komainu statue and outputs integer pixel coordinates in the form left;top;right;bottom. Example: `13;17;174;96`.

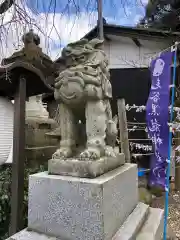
53;38;118;160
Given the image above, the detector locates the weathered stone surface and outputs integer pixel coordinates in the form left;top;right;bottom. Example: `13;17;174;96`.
52;38;119;164
26;146;57;167
28;164;138;240
112;202;149;240
26;117;58;147
2;29;55;80
136;207;164;240
6;229;57;240
48;153;125;178
26;95;49;119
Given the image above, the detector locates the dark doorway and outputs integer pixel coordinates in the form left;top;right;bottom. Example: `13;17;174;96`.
110;68;151;141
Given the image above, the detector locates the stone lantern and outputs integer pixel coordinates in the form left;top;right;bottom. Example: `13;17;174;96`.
0;29;57;235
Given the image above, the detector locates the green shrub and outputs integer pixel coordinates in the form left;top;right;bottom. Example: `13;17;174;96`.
0;163;47;240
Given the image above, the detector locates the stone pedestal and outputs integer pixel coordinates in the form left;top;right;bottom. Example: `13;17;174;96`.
48;153;125;178
28;164;138;240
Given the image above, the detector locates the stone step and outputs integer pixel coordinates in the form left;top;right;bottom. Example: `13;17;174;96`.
7;206;164;240
7;228;58;240
112;202;149;240
136;207;164;240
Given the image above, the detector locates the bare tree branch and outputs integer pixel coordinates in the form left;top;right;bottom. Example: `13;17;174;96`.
0;0;148;61
0;0;14;14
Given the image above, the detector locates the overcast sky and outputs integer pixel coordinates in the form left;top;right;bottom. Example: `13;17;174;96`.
0;0;148;60
27;0;148;26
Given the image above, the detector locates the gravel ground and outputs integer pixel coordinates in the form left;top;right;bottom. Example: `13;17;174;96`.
151;190;180;240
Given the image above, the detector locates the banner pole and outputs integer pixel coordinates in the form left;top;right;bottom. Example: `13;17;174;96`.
163;43;177;240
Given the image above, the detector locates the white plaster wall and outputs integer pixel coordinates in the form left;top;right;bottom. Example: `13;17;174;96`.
104;36;172;69
0;97;13;165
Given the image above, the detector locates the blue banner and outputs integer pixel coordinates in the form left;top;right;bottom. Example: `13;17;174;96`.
146;51;173;188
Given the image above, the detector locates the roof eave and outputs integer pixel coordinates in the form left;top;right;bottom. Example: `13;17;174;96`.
82;24;180;41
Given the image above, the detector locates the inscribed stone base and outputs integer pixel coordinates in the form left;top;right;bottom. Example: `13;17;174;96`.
48;153;125;178
28;164;138;240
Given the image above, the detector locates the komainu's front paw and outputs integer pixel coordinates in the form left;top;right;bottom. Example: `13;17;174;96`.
52;148;73;159
104;146;116;158
79;147;101;161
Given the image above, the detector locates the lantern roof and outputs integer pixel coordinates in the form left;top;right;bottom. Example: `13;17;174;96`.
0;30;55;98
